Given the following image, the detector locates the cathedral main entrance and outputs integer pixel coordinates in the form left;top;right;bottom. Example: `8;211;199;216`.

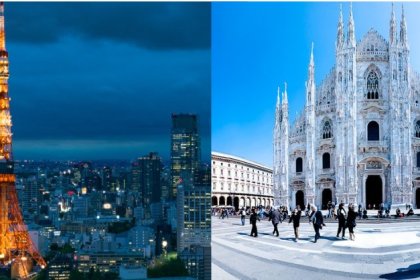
322;189;332;210
416;189;420;209
365;175;382;209
296;190;305;210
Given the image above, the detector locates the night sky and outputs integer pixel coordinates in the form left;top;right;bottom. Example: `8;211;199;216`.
5;2;210;161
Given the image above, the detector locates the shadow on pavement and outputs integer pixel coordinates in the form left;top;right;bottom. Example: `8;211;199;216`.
280;237;311;242
379;263;420;279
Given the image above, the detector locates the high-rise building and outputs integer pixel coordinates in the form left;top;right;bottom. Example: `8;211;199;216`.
176;184;211;252
177;183;211;280
170;114;200;198
102;166;113;191
131;153;162;219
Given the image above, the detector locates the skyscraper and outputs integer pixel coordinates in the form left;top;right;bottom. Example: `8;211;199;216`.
134;152;162;207
176;183;211;280
170;114;200;198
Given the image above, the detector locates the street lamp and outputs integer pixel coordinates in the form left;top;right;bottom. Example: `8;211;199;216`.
162;240;168;257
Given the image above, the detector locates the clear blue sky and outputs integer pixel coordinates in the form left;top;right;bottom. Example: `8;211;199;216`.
212;2;420;167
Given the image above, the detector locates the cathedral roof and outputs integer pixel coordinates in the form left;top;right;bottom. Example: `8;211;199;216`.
290;110;305;137
357;28;389;61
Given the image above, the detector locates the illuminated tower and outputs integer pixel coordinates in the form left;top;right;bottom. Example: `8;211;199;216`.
170;114;200;198
0;3;46;278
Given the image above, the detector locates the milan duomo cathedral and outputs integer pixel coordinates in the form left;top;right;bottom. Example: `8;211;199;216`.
273;5;420;211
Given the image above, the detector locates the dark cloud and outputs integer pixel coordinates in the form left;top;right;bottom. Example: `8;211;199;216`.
5;2;210;50
5;3;210;161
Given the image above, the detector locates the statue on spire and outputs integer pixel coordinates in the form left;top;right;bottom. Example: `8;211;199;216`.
347;3;355;47
390;3;397;45
400;4;408;46
336;4;344;50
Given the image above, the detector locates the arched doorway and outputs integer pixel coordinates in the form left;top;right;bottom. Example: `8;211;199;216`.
322;189;332;210
219;196;225;206
234;197;239;210
212;196;217;206
417;189;420;209
365;175;382;209
240;197;245;208
296;191;304;211
227;196;232;206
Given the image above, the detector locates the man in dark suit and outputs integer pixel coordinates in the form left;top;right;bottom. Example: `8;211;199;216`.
309;205;325;243
250;208;260;237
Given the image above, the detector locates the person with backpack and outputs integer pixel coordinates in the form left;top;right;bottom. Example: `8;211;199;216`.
309;205;325;243
336;203;347;239
240;207;246;226
289;208;302;241
250;208;260;237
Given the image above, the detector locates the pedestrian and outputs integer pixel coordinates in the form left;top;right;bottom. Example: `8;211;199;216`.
327;201;332;218
240;207;246;226
358;204;362;220
346;204;357;241
250;208;260;237
270;207;281;237
289;208;301;241
309;205;325;243
336;203;347;239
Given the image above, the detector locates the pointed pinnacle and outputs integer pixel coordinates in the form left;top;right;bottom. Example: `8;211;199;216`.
283;82;288;103
310;42;314;66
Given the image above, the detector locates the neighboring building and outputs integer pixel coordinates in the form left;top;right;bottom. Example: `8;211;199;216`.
119;266;147;280
274;5;420;210
212;152;274;210
128;225;155;258
179;245;211;280
47;254;74;280
77;252;144;273
72;196;89;219
170;114;200;198
176;184;211;253
102;166;113;191
132;152;162;208
177;183;211;280
17;176;42;216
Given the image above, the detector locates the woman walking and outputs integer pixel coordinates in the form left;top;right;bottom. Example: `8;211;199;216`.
347;204;357;241
336;203;347;239
289;208;302;241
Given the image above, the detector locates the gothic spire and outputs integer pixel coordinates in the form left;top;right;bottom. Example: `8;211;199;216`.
390;3;397;45
275;86;281;126
282;82;288;105
336;4;344;49
306;42;315;104
0;2;5;50
400;4;408;46
347;3;355;47
308;42;314;80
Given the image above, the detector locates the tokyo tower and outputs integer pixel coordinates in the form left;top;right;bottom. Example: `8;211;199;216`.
0;3;47;279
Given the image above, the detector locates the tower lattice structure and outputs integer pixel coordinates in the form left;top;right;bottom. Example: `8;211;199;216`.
0;3;46;277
